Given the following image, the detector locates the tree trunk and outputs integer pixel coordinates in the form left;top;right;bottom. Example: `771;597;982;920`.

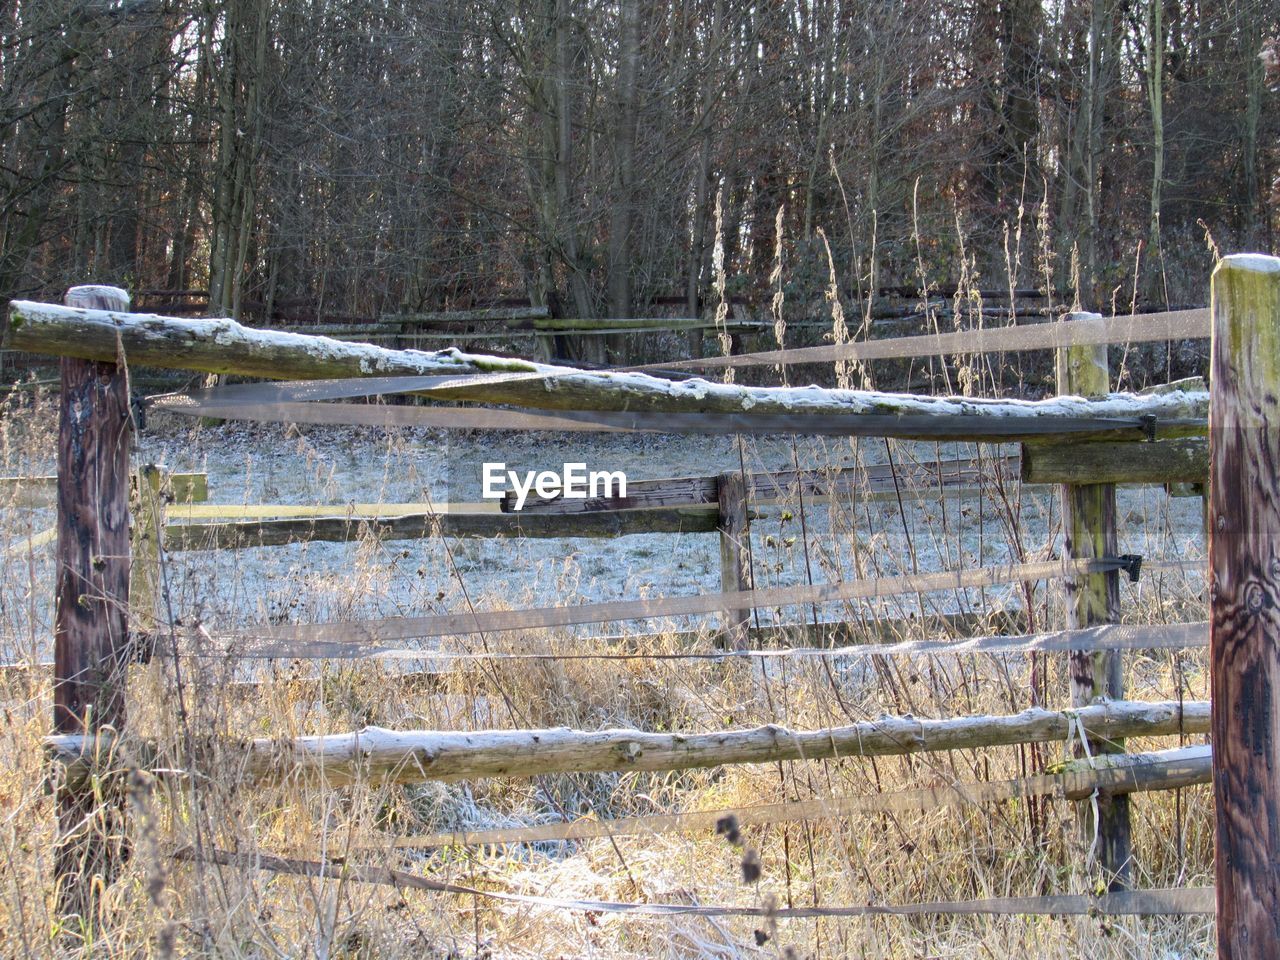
1144;0;1165;302
607;0;640;322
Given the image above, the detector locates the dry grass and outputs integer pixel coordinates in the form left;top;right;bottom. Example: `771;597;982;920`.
0;382;1214;959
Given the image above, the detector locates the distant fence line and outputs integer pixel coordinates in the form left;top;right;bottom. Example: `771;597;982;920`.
129;284;1054;322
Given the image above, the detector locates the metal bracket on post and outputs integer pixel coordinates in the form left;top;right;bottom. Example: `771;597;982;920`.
1117;554;1144;584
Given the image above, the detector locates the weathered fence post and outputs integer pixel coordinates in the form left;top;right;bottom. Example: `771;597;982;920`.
717;472;750;650
53;285;133;921
129;464;168;636
1057;309;1131;889
1209;253;1280;959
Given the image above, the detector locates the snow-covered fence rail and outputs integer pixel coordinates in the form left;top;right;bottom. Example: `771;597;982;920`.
47;699;1208;790
5;298;1209;435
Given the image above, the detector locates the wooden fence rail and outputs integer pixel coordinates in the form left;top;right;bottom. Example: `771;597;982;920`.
182;848;1219;919
365;744;1212;849
5;300;1210;436
502;454;1019;514
48;699;1208;789
1;471;209;507
162;505;721;548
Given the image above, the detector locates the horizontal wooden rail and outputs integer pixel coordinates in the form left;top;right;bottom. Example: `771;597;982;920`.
387;306;549;327
217;619;1208;665
6;302;1209;441
186;846;1216;917
509;445;1210;515
504;455;1018;514
266;307;554;334
216;557;1151;645
366;745;1211;848
0;470;208;507
164;504;719;549
648;307;1211;372
168;501;444;519
270;308;742;337
47;699;1208;788
1022;437;1207;485
10;614;1207;677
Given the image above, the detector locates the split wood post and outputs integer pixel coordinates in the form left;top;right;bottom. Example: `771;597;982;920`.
1056;309;1131;889
1208;253;1280;959
717;472;750;650
53;285;133;921
129;464;168;638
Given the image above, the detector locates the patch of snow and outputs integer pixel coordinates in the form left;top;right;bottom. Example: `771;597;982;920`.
67;285;129;305
1221;253;1280;274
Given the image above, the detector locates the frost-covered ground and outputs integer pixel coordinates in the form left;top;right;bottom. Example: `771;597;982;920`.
0;413;1207;663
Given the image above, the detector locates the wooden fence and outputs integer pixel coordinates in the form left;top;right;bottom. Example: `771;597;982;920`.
3;259;1275;952
7;446;1205;655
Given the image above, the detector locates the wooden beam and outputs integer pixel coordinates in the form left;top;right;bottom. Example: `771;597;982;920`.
46;699;1209;789
502;443;1204;515
505;456;1019;514
1021;438;1206;485
529;317;704;332
1057;310;1131;889
371;745;1212;849
269;322;403;337
128;465;166;634
162;505;721;550
5;302;1209;440
53;285;133;920
1208;253;1280;959
389;306;549;327
1;471;207;508
0;611;1032;678
717;473;751;649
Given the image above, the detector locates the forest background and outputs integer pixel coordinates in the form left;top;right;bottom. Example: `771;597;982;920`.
2;0;1278;334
